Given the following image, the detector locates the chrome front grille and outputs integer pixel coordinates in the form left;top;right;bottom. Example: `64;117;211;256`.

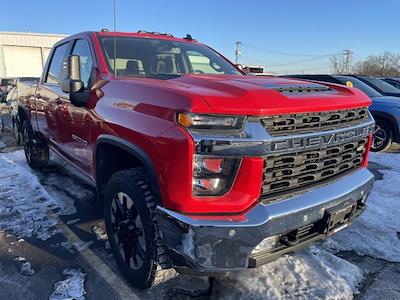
261;138;368;197
260;107;368;136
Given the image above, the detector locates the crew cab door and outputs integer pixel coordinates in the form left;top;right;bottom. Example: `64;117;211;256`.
36;39;95;176
36;41;72;151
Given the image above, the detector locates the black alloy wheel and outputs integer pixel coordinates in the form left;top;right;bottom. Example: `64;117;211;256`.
371;120;392;152
111;191;147;270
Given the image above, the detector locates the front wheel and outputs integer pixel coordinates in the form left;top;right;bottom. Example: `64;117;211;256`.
371;120;392;152
104;168;160;289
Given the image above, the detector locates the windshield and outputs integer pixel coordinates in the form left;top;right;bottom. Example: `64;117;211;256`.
335;76;382;98
361;77;400;94
100;37;241;79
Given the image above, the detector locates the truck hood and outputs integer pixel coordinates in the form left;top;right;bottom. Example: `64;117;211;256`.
163;74;372;115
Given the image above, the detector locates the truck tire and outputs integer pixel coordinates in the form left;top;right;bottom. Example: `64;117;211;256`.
104;168;171;289
12;115;21;145
22;121;49;168
371;119;392;152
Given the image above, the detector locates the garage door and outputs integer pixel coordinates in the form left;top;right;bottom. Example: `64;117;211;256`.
42;47;52;66
3;46;43;77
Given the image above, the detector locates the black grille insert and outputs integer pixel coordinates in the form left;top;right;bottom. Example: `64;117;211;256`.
261;138;368;197
260;107;368;136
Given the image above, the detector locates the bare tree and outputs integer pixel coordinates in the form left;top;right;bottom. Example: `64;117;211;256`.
330;50;352;75
330;55;347;74
353;51;400;77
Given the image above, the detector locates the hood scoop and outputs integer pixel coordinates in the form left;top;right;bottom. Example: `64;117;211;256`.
273;83;333;95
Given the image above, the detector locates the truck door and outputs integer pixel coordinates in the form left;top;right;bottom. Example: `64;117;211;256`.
36;39;95;176
35;41;72;153
55;38;95;174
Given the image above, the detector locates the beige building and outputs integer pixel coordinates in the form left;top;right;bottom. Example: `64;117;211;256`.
0;31;67;78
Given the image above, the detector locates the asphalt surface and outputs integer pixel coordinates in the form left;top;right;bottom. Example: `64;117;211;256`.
0;113;399;300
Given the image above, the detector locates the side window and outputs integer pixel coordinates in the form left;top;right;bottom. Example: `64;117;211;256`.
72;39;94;88
45;43;69;85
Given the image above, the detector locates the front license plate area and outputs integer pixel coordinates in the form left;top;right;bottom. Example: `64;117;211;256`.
324;202;357;236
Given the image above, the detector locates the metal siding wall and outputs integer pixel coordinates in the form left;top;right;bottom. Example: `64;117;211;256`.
0;32;67;77
0;45;5;77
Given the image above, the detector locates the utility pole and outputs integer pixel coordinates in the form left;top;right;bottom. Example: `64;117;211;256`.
343;49;353;73
235;41;241;65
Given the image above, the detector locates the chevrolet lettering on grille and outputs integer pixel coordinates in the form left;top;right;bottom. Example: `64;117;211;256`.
268;123;374;153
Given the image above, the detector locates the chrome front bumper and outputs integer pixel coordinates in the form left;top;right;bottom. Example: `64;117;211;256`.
156;168;374;273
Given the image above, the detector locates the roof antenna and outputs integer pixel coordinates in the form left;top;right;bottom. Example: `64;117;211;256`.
113;0;117;77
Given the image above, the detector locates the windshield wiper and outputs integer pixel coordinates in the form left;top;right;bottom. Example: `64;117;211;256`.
148;73;182;80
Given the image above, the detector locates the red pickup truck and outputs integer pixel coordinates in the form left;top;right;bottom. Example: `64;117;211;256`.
15;30;375;289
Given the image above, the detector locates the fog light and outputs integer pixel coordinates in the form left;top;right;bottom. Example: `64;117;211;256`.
192;155;241;196
251;235;279;255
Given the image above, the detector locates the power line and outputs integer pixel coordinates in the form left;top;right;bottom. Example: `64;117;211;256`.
241;42;341;57
246;56;331;68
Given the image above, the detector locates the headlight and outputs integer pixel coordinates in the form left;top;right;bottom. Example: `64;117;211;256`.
177;113;246;130
193;155;241;196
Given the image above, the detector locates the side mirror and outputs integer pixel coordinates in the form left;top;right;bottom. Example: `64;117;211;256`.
62;55;89;107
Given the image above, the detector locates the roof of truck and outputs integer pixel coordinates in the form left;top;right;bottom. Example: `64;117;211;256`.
56;30;199;46
96;30;198;43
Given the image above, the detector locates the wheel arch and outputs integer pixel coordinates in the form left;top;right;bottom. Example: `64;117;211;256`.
371;111;399;142
95;134;162;205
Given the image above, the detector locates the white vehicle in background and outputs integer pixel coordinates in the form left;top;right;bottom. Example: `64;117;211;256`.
0;78;38;139
240;65;276;76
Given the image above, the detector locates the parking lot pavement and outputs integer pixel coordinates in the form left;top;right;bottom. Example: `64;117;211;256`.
0;115;400;299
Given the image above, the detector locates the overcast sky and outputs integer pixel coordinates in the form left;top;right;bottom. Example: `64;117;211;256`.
1;0;399;74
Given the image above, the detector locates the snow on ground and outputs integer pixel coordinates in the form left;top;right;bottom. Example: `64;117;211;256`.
324;152;400;262
217;246;363;299
0;150;77;240
49;269;86;300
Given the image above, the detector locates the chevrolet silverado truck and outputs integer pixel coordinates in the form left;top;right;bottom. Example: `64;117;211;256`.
15;30;375;289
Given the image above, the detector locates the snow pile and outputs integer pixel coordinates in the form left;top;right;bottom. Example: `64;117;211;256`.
324;152;400;261
0;151;77;240
20;261;36;276
217;246;362;299
49;269;86;300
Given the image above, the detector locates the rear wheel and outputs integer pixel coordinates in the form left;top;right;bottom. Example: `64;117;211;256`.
371;120;392;152
0;115;4;132
104;168;164;289
22;121;49;168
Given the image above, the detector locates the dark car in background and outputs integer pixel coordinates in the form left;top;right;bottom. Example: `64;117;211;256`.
382;78;400;90
348;75;400;97
283;74;400;152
